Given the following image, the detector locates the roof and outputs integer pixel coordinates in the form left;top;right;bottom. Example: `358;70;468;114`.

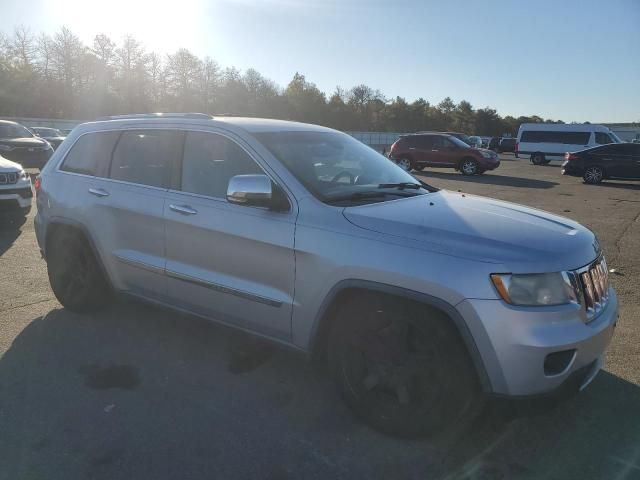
84;113;336;135
0;120;20;126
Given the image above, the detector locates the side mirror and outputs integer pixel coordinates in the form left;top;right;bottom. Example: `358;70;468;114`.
227;174;273;208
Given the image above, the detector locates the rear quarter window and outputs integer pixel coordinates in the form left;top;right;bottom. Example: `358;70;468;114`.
60;131;120;176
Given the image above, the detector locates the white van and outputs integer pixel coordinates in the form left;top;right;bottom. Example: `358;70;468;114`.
516;123;622;165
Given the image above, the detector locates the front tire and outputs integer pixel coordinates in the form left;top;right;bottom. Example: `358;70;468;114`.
47;230;112;312
460;158;479;175
328;293;479;437
583;166;604;184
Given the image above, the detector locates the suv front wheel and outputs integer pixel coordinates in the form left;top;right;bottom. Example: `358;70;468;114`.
460;158;479;175
328;293;479;437
47;229;112;312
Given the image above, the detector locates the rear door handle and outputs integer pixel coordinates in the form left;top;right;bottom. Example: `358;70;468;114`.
88;187;109;197
169;204;197;215
408;147;416;150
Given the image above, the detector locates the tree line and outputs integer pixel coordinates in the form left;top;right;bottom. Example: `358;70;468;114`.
0;26;565;135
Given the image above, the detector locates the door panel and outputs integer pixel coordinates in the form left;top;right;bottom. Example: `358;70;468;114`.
85;178;168;299
163;131;296;339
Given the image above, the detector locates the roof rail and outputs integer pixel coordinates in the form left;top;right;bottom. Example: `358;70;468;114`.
96;113;213;121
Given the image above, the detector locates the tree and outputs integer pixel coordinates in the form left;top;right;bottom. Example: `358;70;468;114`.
165;48;202;111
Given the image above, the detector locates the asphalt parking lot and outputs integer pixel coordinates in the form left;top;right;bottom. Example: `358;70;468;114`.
1;156;639;480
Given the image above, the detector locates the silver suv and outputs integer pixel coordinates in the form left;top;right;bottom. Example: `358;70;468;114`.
34;114;618;436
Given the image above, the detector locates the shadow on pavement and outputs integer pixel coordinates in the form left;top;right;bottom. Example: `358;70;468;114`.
0;212;27;256
598;181;640;191
416;170;559;189
1;302;639;479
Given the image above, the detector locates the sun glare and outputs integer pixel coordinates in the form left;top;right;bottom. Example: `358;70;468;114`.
43;0;206;53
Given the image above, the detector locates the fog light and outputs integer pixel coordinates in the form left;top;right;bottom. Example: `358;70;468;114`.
544;350;576;376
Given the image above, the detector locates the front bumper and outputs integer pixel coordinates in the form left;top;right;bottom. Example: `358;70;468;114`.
457;288;618;396
482;159;500;171
0;179;33;209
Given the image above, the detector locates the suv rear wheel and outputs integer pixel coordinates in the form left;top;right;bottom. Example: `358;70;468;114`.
328;293;479;437
396;157;413;172
47;229;112;312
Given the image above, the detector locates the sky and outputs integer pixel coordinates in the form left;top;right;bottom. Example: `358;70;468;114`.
1;0;638;123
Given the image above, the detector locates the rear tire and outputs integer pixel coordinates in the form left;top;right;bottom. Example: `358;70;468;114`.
328;293;479;437
531;153;545;165
583;166;604;184
396;157;413;172
460;158;479;175
47;230;112;312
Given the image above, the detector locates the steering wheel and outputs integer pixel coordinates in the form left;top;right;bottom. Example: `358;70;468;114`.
331;170;356;184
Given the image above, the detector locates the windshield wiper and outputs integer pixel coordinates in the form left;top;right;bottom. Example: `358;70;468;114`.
377;182;422;190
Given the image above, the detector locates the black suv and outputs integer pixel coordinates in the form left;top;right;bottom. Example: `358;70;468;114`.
0;120;54;169
562;143;640;184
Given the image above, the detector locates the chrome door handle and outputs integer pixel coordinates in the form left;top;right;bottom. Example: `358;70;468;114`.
88;187;109;197
431;149;439;152
408;147;416;150
169;204;197;215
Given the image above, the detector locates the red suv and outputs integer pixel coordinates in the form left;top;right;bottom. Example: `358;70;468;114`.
389;133;500;175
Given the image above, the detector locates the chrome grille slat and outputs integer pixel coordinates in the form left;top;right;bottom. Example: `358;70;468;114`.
0;172;18;185
576;257;609;321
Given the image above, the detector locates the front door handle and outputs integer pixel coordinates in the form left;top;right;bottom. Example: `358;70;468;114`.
88;187;109;197
169;204;197;215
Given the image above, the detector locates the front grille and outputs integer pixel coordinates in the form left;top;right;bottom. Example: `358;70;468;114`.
576;257;609;321
0;172;18;185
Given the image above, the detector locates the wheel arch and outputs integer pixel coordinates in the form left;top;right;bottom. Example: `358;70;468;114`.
309;279;492;392
44;217;113;290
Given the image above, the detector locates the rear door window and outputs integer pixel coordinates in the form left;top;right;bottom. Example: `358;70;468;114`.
60;131;120;176
181;131;263;198
520;130;590;144
595;132;614;145
110;130;183;188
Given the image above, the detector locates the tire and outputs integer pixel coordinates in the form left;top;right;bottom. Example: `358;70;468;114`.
460;158;479;175
47;230;112;312
328;293;479;437
396;157;413;172
531;153;545;165
583;166;604;184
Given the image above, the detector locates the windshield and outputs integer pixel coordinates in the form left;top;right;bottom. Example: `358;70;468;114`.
449;135;471;148
0;124;34;139
608;131;622;143
34;127;62;137
255;131;433;203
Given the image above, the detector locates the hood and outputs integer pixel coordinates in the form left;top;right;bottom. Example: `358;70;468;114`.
0;137;48;147
343;190;599;272
0;155;24;172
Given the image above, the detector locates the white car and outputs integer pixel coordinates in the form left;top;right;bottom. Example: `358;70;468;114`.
0;155;33;215
516;123;622;165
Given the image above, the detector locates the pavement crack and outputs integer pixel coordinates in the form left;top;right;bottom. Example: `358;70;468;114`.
615;208;640;254
0;297;56;314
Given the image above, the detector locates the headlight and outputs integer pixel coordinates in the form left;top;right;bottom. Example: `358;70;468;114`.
0;144;14;151
480;150;492;158
490;272;579;306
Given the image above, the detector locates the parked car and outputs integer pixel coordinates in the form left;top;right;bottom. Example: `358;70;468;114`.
35;113;618;437
517;123;622;165
488;137;500;151
31;127;66;150
468;136;483;148
480;136;491;148
562;143;640;184
498;137;517;154
0;154;33;215
389;133;500;175
0;120;54;169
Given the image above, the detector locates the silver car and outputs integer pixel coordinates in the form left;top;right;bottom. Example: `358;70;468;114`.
34;113;618;436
